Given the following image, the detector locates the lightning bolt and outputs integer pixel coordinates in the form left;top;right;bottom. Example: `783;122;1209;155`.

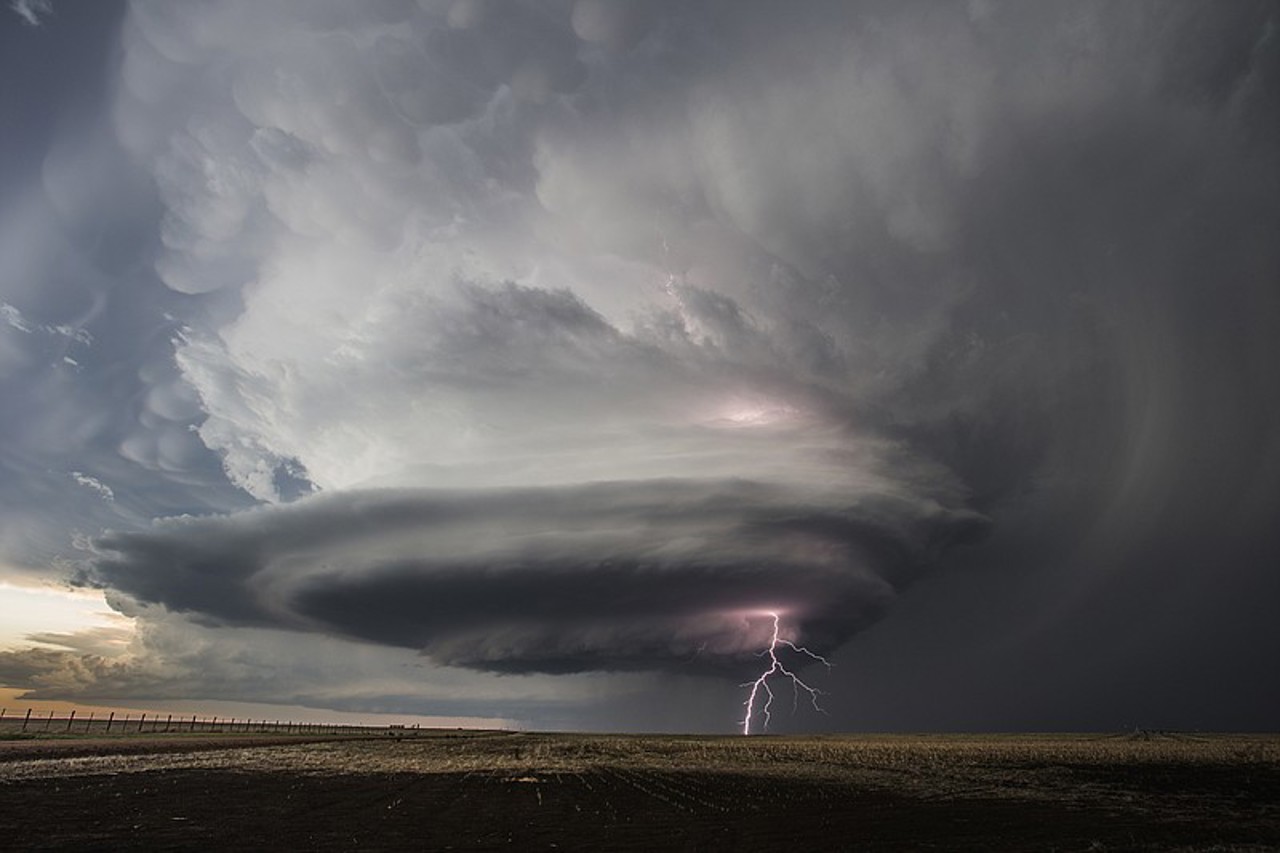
741;611;831;735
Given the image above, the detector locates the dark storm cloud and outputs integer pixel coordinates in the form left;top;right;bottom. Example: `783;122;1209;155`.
91;481;985;674
2;0;1277;730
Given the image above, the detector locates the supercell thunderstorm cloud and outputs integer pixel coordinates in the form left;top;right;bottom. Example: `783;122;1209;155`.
0;1;1277;732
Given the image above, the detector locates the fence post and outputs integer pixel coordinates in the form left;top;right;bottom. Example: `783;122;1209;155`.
66;710;76;732
191;714;197;732
106;711;114;733
44;709;54;731
85;711;94;733
138;713;146;733
22;708;31;732
165;713;172;733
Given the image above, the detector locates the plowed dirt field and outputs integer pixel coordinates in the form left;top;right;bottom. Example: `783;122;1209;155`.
2;731;1276;850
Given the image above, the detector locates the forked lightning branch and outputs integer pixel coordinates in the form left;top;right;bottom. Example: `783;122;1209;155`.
741;612;832;735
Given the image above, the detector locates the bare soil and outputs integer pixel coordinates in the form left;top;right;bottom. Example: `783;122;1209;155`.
1;731;1277;851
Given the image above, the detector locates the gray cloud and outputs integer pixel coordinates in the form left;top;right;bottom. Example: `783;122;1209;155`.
0;604;562;724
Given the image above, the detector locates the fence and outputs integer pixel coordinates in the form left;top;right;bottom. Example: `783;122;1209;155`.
0;707;407;736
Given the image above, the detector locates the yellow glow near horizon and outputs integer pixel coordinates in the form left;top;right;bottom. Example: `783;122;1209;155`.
0;580;512;730
0;686;514;730
0;581;132;653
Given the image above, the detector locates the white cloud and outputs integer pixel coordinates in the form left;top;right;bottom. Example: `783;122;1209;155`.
0;300;93;346
70;472;115;502
9;0;51;27
0;303;35;333
111;1;990;509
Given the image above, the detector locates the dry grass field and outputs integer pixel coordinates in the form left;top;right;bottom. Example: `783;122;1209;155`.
1;730;1277;850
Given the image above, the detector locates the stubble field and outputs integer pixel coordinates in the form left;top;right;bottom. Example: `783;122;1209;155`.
1;730;1277;851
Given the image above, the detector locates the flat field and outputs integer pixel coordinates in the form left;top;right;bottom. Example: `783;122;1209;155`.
1;730;1277;851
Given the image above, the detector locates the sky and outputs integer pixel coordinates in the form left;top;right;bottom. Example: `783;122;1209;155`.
0;0;1276;734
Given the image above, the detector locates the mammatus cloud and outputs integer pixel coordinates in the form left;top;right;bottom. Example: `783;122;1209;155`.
9;0;51;27
1;1;1276;730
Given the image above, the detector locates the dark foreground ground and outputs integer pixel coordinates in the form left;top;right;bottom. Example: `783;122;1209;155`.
1;731;1277;851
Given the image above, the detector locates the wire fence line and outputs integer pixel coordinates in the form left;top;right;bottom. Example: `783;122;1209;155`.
0;706;414;736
